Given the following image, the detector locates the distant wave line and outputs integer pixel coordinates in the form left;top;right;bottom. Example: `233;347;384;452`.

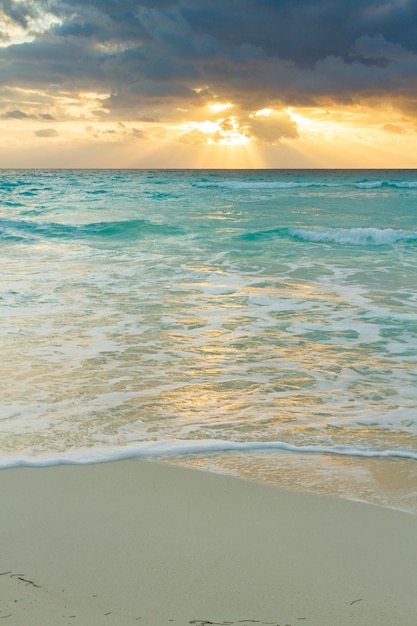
193;181;338;189
193;180;417;190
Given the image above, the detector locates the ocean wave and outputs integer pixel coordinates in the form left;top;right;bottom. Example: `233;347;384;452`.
288;227;417;246
239;227;288;241
193;181;337;189
354;180;417;189
239;226;417;245
193;179;417;191
0;218;183;242
78;219;183;239
1;439;416;470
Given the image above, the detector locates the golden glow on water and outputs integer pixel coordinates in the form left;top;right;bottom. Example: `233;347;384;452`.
1;169;417;515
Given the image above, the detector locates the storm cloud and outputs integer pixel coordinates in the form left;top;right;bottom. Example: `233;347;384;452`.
1;0;417;126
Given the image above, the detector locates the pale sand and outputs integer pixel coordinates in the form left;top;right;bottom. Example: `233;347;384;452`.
1;460;416;625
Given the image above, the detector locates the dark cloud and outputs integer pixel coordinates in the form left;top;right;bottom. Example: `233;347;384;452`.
1;38;107;87
1;0;417;119
182;0;417;68
0;0;40;28
49;1;148;45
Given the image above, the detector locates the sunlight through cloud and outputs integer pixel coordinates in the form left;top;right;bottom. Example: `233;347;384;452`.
208;102;234;113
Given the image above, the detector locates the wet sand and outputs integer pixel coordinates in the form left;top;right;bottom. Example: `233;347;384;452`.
1;459;416;625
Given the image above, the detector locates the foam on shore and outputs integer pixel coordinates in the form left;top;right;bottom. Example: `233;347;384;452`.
1;438;416;471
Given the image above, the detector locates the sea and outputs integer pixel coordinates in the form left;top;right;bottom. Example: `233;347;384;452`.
1;169;417;513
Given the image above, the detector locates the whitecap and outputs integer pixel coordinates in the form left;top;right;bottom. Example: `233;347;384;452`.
289;227;417;246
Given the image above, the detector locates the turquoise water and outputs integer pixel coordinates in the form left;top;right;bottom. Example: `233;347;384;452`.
1;169;417;510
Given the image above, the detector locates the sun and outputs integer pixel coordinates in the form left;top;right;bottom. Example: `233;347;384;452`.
208;102;234;113
175;116;251;147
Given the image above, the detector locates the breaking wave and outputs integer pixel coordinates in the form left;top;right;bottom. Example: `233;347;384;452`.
289;227;417;245
240;226;417;245
354;180;417;189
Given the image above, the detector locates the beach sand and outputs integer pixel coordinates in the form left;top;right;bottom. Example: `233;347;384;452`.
1;459;416;625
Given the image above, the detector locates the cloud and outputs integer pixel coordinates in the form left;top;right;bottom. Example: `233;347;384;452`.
0;0;417;126
4;109;32;119
0;0;40;29
382;123;407;134
2;108;53;120
175;107;298;145
84;123;147;142
35;128;59;137
245;111;298;144
396;99;417;122
351;34;410;64
138;115;160;122
181;128;213;144
131;127;146;138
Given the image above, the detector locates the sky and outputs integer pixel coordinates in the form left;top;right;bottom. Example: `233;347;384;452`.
1;0;417;168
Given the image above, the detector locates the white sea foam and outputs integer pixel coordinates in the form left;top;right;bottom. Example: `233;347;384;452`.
2;169;417;512
393;181;417;188
1;439;417;470
289;227;417;245
354;181;385;189
352;180;416;189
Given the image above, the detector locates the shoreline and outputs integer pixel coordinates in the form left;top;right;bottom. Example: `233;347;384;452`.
1;458;417;625
1;443;416;516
